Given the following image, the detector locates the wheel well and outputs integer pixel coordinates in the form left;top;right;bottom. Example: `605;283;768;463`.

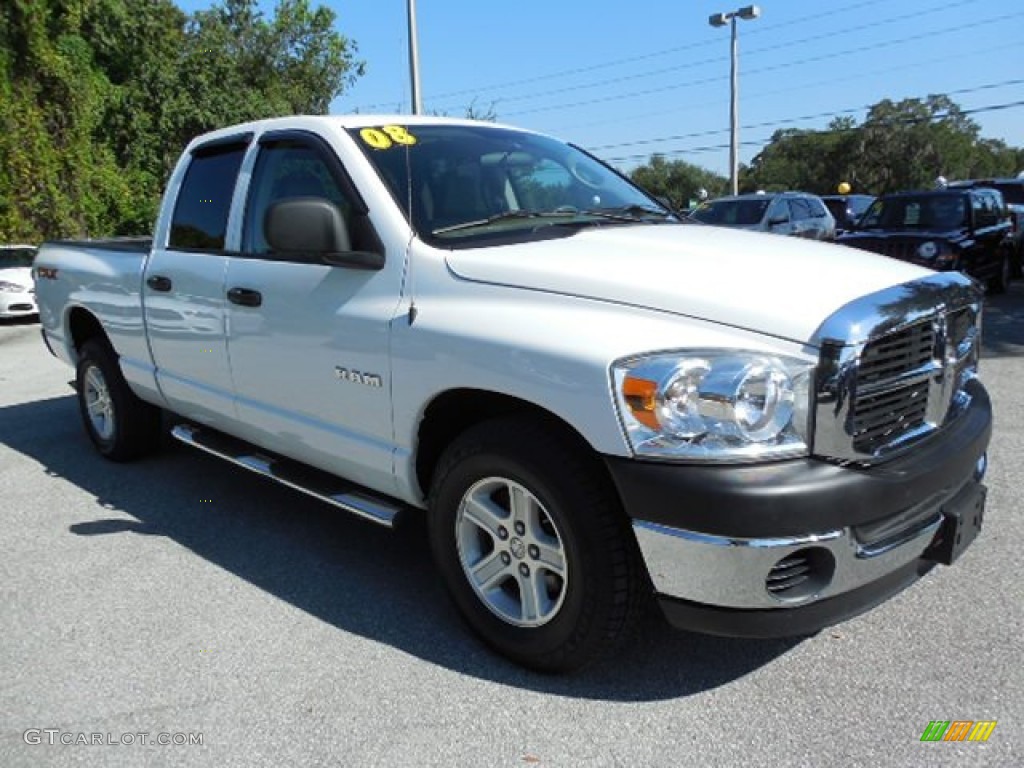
67;307;109;355
415;389;603;499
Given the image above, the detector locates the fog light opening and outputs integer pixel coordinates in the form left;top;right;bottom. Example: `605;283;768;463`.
765;547;835;603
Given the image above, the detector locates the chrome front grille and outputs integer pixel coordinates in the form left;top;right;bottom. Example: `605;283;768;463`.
851;321;935;453
878;241;917;261
858;322;935;384
811;273;982;464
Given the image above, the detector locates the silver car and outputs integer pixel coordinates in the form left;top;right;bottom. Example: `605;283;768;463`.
690;192;836;240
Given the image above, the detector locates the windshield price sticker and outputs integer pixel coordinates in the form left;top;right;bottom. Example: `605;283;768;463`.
359;126;417;150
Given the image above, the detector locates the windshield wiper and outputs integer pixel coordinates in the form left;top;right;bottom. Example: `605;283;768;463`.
432;209;576;236
595;204;674;220
430;205;672;237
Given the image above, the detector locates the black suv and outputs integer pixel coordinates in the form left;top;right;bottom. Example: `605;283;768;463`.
837;188;1014;293
947;177;1024;278
820;193;875;235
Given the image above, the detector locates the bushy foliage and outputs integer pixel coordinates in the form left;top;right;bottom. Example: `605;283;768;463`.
742;96;1022;195
629;155;728;211
0;0;363;242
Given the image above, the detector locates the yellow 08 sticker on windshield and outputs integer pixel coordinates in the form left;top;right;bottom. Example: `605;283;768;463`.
359;125;417;150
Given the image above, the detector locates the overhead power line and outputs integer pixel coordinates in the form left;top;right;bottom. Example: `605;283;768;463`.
351;0;895;112
600;99;1024;165
551;40;1024;134
588;79;1024;152
426;0;978;114
504;11;1024;118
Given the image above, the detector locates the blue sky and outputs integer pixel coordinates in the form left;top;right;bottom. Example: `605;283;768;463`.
176;0;1024;178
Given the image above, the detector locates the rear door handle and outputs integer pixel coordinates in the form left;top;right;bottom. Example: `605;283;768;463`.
146;275;172;292
227;287;262;307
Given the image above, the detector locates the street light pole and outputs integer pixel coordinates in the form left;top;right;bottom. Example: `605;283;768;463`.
407;0;423;115
710;5;760;196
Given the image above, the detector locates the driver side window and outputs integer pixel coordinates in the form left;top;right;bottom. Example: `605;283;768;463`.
244;142;352;255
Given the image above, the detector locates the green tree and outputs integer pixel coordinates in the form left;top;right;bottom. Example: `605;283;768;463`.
629;155;728;210
742;95;1022;195
0;0;364;242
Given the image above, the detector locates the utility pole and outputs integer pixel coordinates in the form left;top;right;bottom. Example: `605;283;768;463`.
709;6;760;195
407;0;423;114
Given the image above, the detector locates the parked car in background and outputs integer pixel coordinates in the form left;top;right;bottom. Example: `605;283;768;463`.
947;177;1024;277
689;191;836;240
0;244;38;319
820;193;875;236
837;188;1014;293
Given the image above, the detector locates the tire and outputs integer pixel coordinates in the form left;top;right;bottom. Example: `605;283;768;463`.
76;338;162;462
988;253;1010;295
428;416;648;673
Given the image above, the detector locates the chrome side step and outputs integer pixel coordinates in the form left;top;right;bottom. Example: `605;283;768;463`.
170;423;403;528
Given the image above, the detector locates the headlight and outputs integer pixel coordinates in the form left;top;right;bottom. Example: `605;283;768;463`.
916;241;938;260
613;351;814;462
0;281;28;292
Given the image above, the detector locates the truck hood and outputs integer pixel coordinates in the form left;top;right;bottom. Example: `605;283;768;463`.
445;224;932;345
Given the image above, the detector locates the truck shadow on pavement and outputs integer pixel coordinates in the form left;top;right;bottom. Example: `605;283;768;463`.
1;394;801;701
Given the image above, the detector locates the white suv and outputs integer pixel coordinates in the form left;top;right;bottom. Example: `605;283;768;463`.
691;191;836;240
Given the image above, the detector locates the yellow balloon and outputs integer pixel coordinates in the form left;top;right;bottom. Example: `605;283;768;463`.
837;182;852;195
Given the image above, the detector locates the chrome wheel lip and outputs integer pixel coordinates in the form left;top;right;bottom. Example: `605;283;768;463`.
83;365;115;441
455;476;569;628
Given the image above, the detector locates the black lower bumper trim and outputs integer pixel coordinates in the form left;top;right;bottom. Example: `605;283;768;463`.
658;558;936;638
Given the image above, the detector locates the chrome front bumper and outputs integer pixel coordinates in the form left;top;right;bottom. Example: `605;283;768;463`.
634;511;943;610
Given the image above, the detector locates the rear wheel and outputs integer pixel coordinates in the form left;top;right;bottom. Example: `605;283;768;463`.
76;339;162;461
428;417;647;672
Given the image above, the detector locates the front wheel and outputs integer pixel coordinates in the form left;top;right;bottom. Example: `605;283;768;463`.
76;339;162;461
428;417;647;672
988;253;1011;295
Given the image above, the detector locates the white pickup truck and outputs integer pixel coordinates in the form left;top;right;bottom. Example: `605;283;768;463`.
34;116;992;672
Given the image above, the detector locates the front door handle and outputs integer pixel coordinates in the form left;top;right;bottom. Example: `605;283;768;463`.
227;287;262;307
146;275;172;292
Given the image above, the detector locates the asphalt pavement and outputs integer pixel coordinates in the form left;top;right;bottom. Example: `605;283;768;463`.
0;286;1021;767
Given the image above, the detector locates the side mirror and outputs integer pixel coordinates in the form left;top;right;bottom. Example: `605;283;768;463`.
264;198;384;270
768;215;788;226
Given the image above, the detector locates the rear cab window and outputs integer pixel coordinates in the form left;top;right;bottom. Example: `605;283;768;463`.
169;142;248;251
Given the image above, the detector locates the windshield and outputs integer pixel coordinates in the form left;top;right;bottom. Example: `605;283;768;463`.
992;183;1024;205
690;198;770;226
345;123;670;244
0;248;36;268
857;195;967;231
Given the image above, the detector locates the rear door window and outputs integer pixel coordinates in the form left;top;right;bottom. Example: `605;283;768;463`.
806;197;828;218
788;198;812;221
169;144;247;250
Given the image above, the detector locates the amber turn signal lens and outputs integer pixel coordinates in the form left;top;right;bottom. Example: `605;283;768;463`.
623;376;659;429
